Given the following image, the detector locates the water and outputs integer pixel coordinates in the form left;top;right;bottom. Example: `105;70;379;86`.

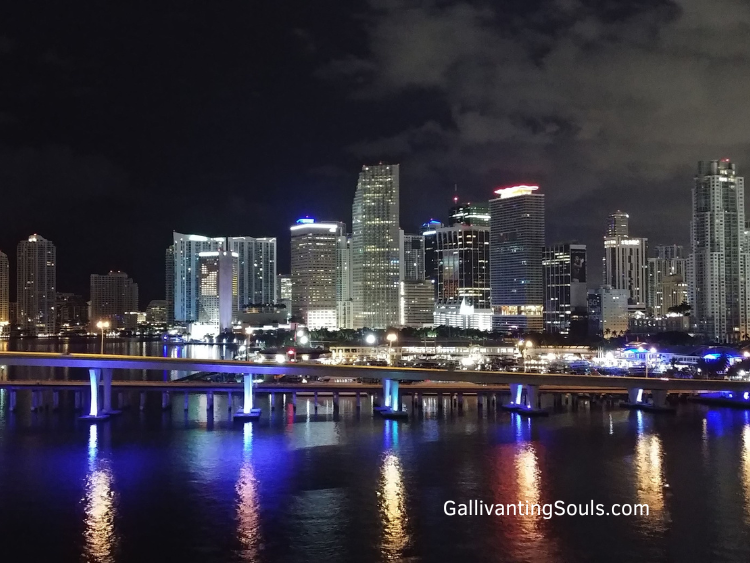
2;340;750;562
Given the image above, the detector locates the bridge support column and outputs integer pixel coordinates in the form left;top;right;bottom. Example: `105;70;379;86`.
314;391;319;412
270;392;276;411
628;387;644;405
477;393;484;410
227;391;233;411
81;368;108;420
140;392;146;411
206;391;214;411
10;389;17;412
53;390;59;411
184;391;189;411
652;390;667;408
526;385;539;410
356;392;361;409
102;368;116;414
509;384;523;406
162;391;170;410
234;374;261;420
390;380;400;412
74;391;81;411
333;392;340;410
437;392;444;411
383;379;392;408
30;389;39;412
292;392;297;411
457;393;464;412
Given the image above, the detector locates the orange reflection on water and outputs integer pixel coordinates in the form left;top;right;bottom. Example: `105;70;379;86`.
237;423;261;561
378;452;409;559
634;430;665;516
83;425;117;563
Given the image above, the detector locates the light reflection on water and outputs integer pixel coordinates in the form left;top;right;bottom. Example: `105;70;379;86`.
236;423;261;561
84;425;118;563
379;421;409;560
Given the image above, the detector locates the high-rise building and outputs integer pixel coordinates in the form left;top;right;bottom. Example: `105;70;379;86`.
229;237;277;306
399;230;425;282
90;272;139;329
654;245;684;260
290;219;345;329
436;224;490;308
0;251;8;328
691;159;750;341
489;185;545;331
146;300;168;324
170;233;225;323
647;254;688;317
607;210;629;237
602;212;648;308
588;286;629;337
337;235;353;329
351;163;400;329
421;220;443;296
399;281;434;327
165;246;175;325
276;274;292;320
449;202;490;226
17;234;56;335
197;251;239;331
55;293;88;333
543;244;587;335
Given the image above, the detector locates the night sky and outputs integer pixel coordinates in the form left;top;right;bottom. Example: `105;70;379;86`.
2;0;749;305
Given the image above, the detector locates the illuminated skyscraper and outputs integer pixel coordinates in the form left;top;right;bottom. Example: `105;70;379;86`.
90;271;139;330
229;237;277;306
399;230;425;282
691;159;750;341
543;244;587;335
290;219;346;329
0;251;8;328
351;164;400;329
449;202;490;226
602;212;648;308
197;251;239;331
421;220;443;296
489;185;545;331
17;234;57;335
169;232;225;322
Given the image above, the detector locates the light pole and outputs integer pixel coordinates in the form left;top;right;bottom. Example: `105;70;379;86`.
386;332;398;365
96;320;110;354
524;340;533;371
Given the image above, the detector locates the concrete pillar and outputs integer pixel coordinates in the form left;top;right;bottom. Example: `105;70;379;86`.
415;392;422;409
53;390;60;411
333;392;340;409
457;392;464;411
102;368;113;413
314;391;319;411
162;391;170;410
509;383;523;405
437;392;444;411
477;393;484;409
356;392;361;409
628;387;643;404
526;385;539;409
10;389;17;412
383;379;392;408
88;368;101;417
242;374;254;413
30;389;38;412
227;391;233;411
652;390;667;408
292;392;297;411
270;392;276;411
140;391;147;411
184;391;189;411
74;390;82;411
206;391;214;411
390;380;400;412
118;391;125;410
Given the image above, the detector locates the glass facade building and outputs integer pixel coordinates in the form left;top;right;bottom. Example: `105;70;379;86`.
543;244;587;335
17;234;57;335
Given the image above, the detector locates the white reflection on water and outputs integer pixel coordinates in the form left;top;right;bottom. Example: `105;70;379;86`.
237;422;261;561
83;425;117;563
378;451;409;559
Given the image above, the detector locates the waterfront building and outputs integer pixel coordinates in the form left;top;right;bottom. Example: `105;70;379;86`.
290;219;346;329
55;293;88;334
146;300;168;324
169;233;225;323
543;243;588;335
228;236;277;306
489;185;545;331
197;250;239;332
351;163;400;329
90;271;139;330
690;159;750;341
602;211;648;308
17;234;56;335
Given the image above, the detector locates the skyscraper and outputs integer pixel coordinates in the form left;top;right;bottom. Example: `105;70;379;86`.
290;219;345;329
229;237;277;307
90;271;139;329
170;232;225;323
421;220;443;297
17;234;56;335
602;212;648;308
448;202;490;226
399;230;425;282
165;246;175;325
691;159;750;341
436;224;490;308
0;251;8;328
489;185;545;331
543;244;587;335
647;247;687;317
351;163;400;329
197;250;239;331
336;234;353;329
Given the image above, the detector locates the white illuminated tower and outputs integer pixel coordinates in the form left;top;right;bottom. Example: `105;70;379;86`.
602;212;648;309
169;232;226;322
197;251;239;331
691;159;750;341
0;251;8;328
17;234;57;335
489;185;545;331
228;237;277;307
351;164;400;329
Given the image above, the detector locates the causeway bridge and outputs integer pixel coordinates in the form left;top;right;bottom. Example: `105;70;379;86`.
0;351;748;419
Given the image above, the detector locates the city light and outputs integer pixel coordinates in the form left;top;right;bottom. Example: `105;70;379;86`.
365;334;377;345
274;354;286;364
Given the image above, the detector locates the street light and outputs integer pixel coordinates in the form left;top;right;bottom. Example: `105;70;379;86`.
386;332;398;365
96;320;110;354
365;333;377;345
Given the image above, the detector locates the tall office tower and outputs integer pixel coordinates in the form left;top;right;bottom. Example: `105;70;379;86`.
290;219;345;329
90;271;139;329
165;246;175;325
0;251;8;327
587;286;629;337
421;220;443;296
647;254;688;316
170;232;226;323
435;223;490;308
146;300;168;324
449;202;490;226
543;244;588;335
607;210;629;237
197;251;239;331
399;280;435;327
17;234;56;335
399;230;425;282
602;212;648;308
691;159;750;341
351;163;400;329
337;235;354;329
228;237;277;307
654;245;684;260
489;185;545;331
276;274;292;319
